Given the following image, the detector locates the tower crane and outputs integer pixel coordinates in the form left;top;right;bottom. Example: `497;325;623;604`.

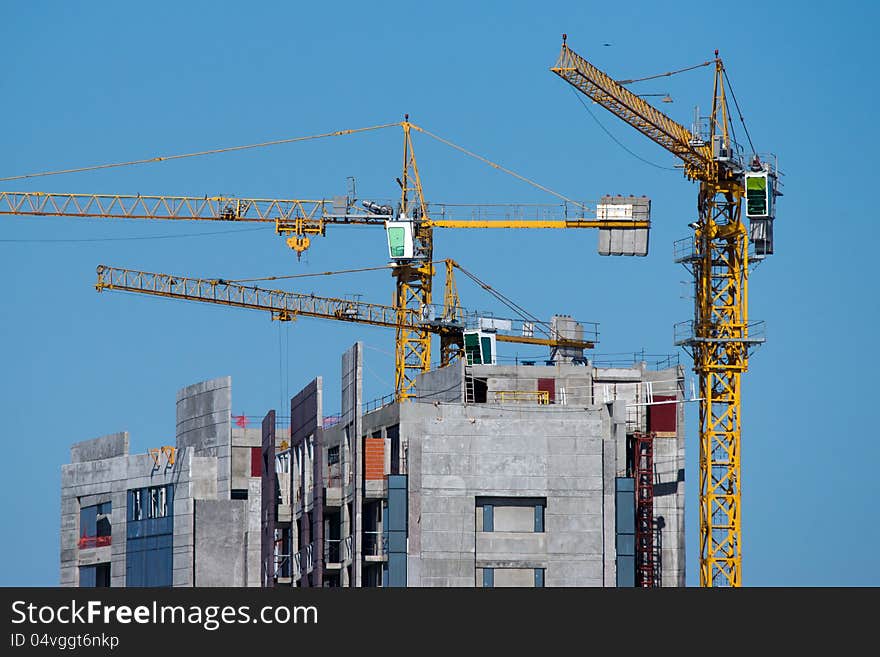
0;119;650;401
92;262;596;371
551;35;780;587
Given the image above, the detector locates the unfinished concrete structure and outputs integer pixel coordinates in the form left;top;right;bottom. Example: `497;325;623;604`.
60;377;264;587
264;340;685;588
62;338;685;587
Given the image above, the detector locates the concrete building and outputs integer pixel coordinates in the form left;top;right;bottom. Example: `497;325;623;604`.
61;377;263;587
61;342;686;588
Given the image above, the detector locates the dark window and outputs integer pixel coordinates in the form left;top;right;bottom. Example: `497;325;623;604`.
327;445;340;466
79;501;112;549
483;568;494;587
79;563;110;588
125;485;174;588
474;378;488;403
364;563;382;587
388;424;400;475
127;485;172;521
535;568;545;588
231;489;249;500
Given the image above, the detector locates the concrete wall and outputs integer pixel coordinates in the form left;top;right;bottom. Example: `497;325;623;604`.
413;361;463;403
470;363;592;407
231;427;262;492
402;401;616;587
176;376;232;500
61;432;130;587
194;499;248;586
340;343;362;586
70;432;129;464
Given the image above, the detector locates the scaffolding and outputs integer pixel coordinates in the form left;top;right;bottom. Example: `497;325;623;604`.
634;432;658;587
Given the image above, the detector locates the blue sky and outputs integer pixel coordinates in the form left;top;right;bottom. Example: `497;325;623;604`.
1;1;875;586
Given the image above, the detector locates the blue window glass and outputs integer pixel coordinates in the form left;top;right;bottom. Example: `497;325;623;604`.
482;504;493;532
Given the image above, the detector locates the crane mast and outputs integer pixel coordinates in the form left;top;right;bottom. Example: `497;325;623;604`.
552;36;777;587
393;119;435;400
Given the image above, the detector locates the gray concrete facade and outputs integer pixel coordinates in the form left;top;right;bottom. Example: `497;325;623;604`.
62;350;685;588
402;399;616;587
60;377;264;587
268;352;685;588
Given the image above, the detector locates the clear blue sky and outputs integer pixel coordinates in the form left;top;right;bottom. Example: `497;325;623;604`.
1;1;875;586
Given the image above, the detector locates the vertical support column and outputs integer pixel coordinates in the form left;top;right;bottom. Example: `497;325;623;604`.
694;182;748;587
312;428;324;588
394;120;433;402
260;411;276;588
290;378;322;587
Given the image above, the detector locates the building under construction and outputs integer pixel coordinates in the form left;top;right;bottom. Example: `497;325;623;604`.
61;329;686;588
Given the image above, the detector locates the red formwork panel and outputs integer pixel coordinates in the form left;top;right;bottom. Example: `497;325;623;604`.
364;438;385;481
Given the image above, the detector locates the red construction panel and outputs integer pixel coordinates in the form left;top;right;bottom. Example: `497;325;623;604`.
364;438;385;481
648;395;677;433
537;378;556;404
251;446;263;478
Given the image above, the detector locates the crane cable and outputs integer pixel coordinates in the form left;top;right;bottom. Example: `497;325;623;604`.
1;119;593;217
451;262;555;339
569;89;678;171
408;124;591;212
721;68;757;156
0;226;270;243
572;57;713;171
0;122;402;182
224;260;449;284
616;60;712;85
226;259;561;343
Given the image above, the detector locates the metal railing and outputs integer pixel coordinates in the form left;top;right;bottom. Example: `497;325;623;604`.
326;539;343;564
428;201;592;222
78;535;111;549
674;236;697;263
303;543;313;572
362;531;386;557
362;392;395;414
494;390;550;404
325;468;353;488
591;351;680;370
674;320;766;346
274;554;292;579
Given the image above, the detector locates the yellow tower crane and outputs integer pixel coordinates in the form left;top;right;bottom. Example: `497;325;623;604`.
551;35;780;586
92;262;596;371
0;118;650;401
